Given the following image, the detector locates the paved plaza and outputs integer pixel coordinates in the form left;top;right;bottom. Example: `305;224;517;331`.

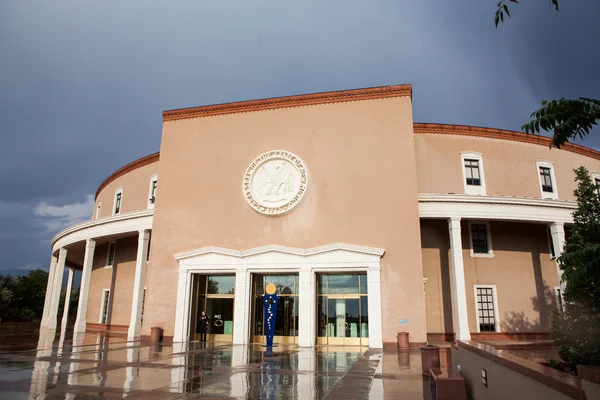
0;324;430;399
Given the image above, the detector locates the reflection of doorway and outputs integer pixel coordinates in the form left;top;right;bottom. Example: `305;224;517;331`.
317;274;368;346
251;274;298;344
192;275;235;342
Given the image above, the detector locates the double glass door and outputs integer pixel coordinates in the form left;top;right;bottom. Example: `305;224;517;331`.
317;274;369;346
193;275;235;342
252;274;299;344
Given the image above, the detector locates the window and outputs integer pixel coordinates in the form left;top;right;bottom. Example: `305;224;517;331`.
148;175;158;209
547;226;556;260
594;175;600;198
460;152;486;195
113;189;123;215
100;289;110;324
536;161;558;199
95;202;101;220
540;167;553;192
141;288;146;324
474;285;499;332
468;221;494;258
464;159;481;186
106;242;116;268
146;233;151;261
554;286;564;313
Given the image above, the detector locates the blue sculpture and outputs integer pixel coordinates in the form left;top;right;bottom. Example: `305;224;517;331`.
263;283;279;348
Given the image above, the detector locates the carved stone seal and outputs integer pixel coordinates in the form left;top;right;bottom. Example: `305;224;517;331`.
243;150;309;215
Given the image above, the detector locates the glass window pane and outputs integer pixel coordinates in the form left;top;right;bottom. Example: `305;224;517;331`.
317;275;327;294
327;275;359;294
359;274;368;294
207;276;235;294
317;296;327;337
360;296;369;338
265;275;296;295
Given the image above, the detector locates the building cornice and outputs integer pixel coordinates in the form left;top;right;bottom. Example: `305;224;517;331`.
51;209;154;249
418;194;576;224
95;152;160;200
174;242;386;261
418;194;576;209
162;84;413;122
414;123;600;161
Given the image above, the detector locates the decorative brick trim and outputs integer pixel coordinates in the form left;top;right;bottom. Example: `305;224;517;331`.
470;332;553;341
86;323;128;333
95;152;160;200
163;84;413;122
414;123;600;162
427;333;456;342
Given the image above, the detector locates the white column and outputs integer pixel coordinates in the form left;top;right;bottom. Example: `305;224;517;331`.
173;270;191;342
230;345;249;397
40;255;58;328
128;230;150;339
74;239;96;333
297;348;316;400
367;266;384;348
47;248;67;330
60;268;74;331
448;218;471;341
550;222;566;291
298;269;316;347
233;269;251;345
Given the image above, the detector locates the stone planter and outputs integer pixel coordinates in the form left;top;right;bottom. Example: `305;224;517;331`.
397;332;410;350
577;364;600;384
420;345;440;376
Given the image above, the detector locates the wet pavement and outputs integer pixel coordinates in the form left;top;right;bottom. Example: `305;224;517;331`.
0;324;431;399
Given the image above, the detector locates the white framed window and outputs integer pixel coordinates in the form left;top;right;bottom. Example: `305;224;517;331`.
99;289;110;324
536;161;558;199
554;286;564;313
468;221;494;258
106;242;116;268
474;285;500;332
113;188;123;215
460;152;486;195
94;202;101;220
592;173;600;199
148;175;158;209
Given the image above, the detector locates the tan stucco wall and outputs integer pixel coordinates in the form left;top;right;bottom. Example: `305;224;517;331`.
415;133;600;200
94;161;159;218
144;96;427;343
87;237;138;327
422;219;559;334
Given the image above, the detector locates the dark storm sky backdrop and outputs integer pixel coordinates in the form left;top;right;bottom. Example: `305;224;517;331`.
0;0;599;276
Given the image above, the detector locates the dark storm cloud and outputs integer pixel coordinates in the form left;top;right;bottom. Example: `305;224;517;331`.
0;0;598;273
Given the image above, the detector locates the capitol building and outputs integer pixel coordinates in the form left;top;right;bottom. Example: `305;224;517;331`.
39;84;600;350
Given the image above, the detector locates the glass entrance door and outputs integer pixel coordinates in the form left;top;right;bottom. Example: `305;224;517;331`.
193;275;235;342
251;274;299;345
317;274;368;346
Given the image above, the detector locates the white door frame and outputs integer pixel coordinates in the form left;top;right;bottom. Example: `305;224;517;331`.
173;243;385;348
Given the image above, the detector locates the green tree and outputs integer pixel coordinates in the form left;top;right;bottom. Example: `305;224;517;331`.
494;1;600;148
0;270;49;321
552;167;600;365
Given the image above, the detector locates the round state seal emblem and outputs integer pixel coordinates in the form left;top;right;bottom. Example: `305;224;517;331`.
243;150;309;215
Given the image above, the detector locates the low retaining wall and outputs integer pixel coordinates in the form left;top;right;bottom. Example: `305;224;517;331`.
452;341;586;400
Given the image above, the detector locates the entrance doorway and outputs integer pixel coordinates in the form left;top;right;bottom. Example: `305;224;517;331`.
251;274;299;344
317;274;369;346
192;275;235;342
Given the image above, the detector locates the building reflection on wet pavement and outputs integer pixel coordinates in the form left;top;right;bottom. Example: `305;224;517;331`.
0;324;431;399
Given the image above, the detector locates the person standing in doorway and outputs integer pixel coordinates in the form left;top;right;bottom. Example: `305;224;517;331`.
198;311;210;342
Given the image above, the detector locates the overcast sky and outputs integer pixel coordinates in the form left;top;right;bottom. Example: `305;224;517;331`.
1;0;599;276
